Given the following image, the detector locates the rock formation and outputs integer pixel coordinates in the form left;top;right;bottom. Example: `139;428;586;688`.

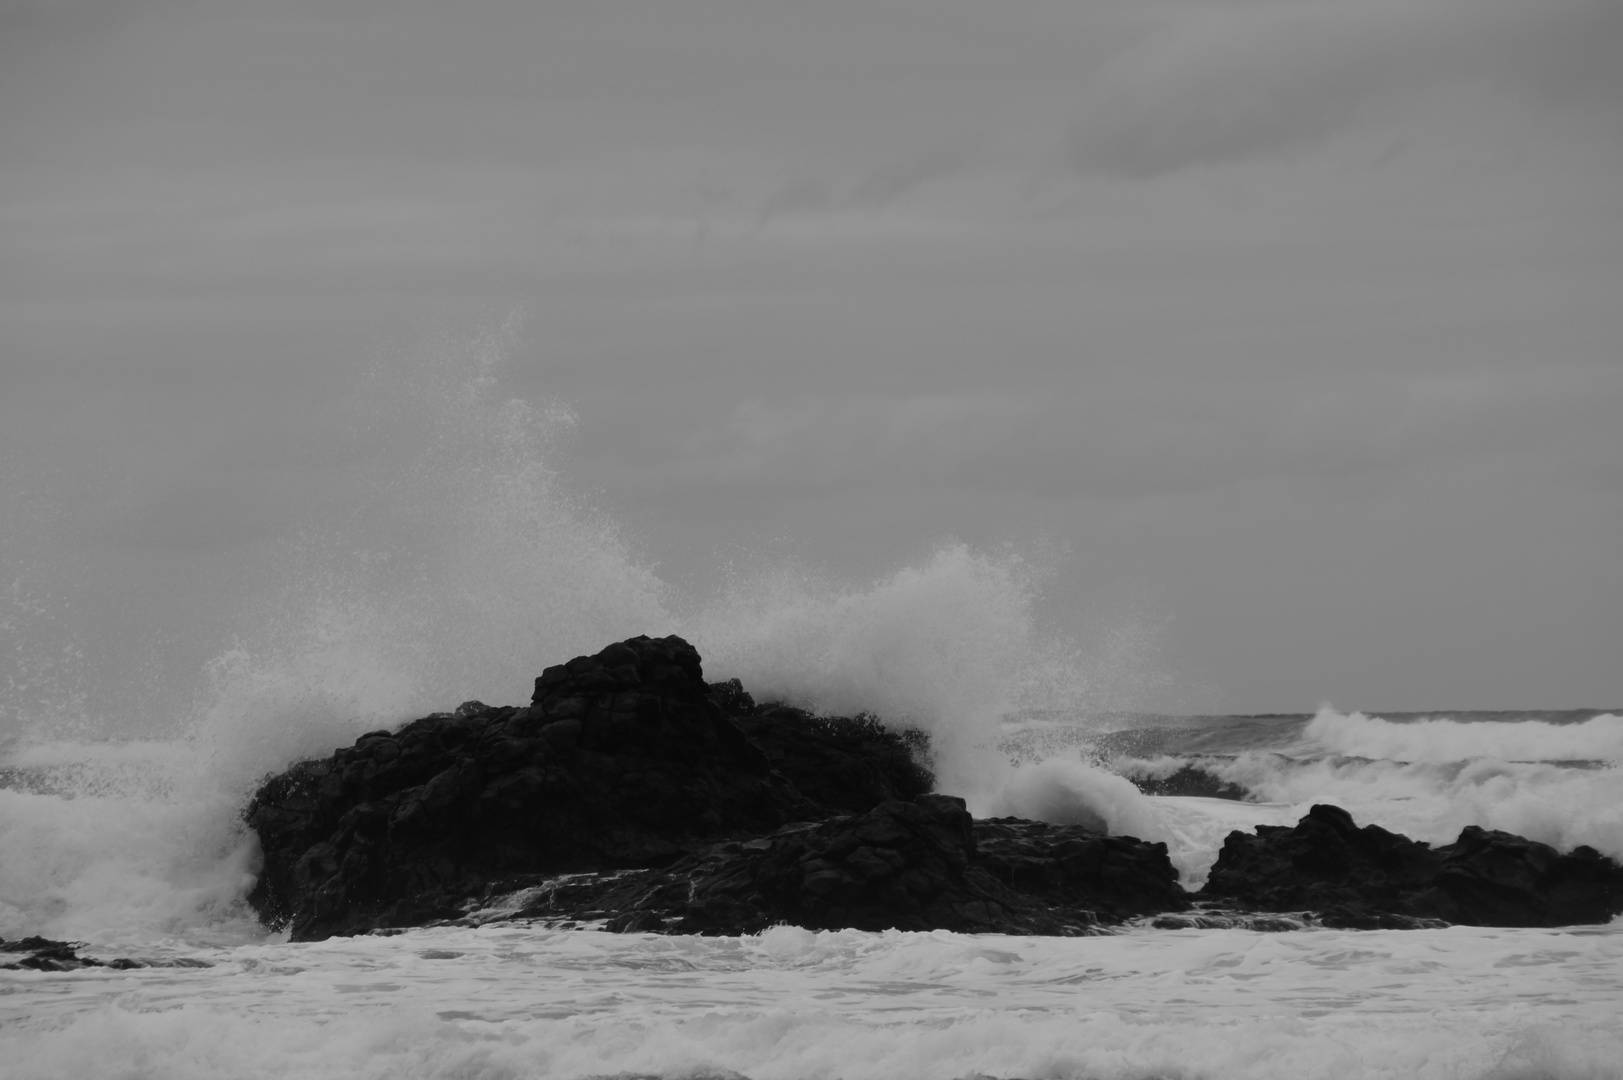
1201;803;1623;927
245;634;1190;940
247;636;813;939
243;635;1623;941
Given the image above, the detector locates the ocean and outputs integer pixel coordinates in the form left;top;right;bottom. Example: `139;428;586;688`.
3;342;1619;1079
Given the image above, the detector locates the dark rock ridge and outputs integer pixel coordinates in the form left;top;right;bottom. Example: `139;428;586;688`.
489;797;1186;936
1200;803;1623;928
243;635;1623;940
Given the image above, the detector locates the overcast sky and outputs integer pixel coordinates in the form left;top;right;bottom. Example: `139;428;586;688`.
3;0;1621;713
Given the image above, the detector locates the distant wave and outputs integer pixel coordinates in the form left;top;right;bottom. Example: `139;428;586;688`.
1301;707;1623;763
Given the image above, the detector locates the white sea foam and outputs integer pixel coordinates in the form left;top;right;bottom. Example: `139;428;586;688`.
5;922;1621;1080
690;545;1127;803
1301;707;1623;763
982;756;1289;885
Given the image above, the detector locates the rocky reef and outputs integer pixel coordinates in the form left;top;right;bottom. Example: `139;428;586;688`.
243;635;1623;940
1199;802;1623;929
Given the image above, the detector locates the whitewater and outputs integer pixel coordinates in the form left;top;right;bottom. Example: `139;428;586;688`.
3;332;1620;1080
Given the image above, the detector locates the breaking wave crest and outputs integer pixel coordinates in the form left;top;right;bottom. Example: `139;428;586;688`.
1300;706;1623;763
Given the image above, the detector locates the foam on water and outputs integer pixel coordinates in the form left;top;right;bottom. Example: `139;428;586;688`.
5;921;1622;1080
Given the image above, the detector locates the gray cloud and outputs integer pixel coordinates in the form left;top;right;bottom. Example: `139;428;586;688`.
656;364;1623;502
1067;0;1623;177
3;0;1620;709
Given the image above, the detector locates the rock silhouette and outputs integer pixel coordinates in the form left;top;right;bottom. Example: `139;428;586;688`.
243;636;1623;940
247;636;811;939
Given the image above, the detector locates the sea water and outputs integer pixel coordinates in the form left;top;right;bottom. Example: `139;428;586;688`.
3;331;1620;1079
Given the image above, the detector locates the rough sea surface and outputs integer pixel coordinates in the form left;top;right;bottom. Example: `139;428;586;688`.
4;347;1618;1078
5;709;1621;1080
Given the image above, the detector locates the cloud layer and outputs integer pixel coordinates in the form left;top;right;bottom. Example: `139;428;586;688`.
2;0;1620;710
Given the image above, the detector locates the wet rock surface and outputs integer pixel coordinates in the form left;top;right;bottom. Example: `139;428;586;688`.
1;936;106;971
1200;803;1623;927
0;936;210;971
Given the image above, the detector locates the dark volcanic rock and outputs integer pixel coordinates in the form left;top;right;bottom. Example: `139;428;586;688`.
1202;803;1623;928
972;817;1188;920
494;794;1184;936
246;635;812;940
723;690;933;814
609;794;1021;935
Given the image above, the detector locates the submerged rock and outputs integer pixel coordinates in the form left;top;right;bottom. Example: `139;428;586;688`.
0;936;103;971
1201;803;1623;927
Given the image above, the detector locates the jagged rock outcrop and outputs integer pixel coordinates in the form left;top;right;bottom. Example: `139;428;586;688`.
246;636;816;940
1201;803;1623;928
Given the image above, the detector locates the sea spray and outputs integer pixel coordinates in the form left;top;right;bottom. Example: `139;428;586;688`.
1;327;674;940
1;325;1158;939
